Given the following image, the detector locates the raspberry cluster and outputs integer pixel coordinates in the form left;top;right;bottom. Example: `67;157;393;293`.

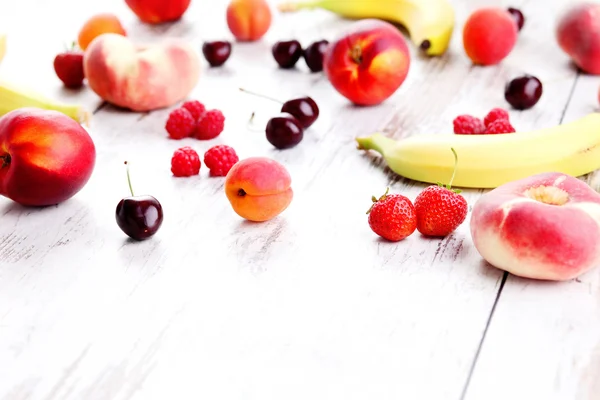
453;107;516;135
165;100;226;140
171;145;239;178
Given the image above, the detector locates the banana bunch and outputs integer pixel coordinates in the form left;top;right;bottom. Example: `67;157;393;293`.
0;79;89;125
0;33;6;65
356;113;600;189
277;0;455;56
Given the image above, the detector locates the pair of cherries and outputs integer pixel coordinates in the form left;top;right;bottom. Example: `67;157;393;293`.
272;39;329;72
240;88;320;149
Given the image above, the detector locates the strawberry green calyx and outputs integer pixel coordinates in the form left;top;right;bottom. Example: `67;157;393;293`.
366;187;390;214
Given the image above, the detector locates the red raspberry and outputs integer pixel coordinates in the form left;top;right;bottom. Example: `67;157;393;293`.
203;145;239;176
171;146;201;177
485;119;516;134
182;100;206;120
453;115;485;134
194;110;225;140
483;108;510;127
165;108;196;139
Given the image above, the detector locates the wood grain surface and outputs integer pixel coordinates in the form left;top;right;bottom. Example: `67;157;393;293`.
1;0;598;399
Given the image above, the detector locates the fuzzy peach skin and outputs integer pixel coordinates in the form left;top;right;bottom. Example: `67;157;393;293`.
226;0;272;42
470;172;600;281
125;0;191;24
83;33;200;112
556;2;600;75
225;157;293;222
0;108;96;207
462;7;518;66
323;19;411;106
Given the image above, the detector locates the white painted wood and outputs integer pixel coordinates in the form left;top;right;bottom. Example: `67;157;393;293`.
0;0;592;399
464;72;600;400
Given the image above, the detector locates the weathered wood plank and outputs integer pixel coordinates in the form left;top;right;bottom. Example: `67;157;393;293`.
464;72;600;400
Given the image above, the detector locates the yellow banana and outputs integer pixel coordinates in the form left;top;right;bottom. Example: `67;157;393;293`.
0;79;89;126
0;33;6;64
356;113;600;189
277;0;455;56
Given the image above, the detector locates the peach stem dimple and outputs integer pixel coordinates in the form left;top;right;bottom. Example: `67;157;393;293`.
238;188;247;197
0;154;10;168
524;185;569;205
350;45;363;64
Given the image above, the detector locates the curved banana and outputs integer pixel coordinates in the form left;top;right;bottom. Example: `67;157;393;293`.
0;33;6;65
356;113;600;189
277;0;455;56
0;79;89;125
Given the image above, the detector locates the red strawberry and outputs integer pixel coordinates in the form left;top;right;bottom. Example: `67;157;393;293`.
414;148;468;237
367;188;417;242
53;42;85;89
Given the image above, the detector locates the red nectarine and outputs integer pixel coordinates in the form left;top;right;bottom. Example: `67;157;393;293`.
225;157;293;222
323;19;411;106
125;0;191;24
0;108;96;206
556;2;600;75
470;172;600;281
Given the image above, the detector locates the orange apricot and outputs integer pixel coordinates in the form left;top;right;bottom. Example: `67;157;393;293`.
226;0;272;42
225;157;293;222
78;13;127;51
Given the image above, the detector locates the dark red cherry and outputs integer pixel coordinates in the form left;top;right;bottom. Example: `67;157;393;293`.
265;113;304;149
281;97;319;128
504;75;542;110
272;40;303;69
202;41;232;67
115;162;163;241
507;7;525;31
303;40;329;72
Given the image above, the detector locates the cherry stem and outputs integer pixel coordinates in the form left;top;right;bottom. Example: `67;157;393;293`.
239;87;283;104
246;111;264;132
124;161;135;197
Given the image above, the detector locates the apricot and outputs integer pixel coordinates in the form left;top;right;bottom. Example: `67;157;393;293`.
78;13;127;51
224;157;293;222
463;7;518;66
226;0;272;42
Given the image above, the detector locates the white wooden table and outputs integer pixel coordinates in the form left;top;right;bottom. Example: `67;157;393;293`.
2;1;600;399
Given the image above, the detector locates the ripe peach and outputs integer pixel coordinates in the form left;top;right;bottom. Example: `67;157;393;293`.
0;108;96;206
556;2;600;75
323;19;411;106
125;0;191;24
224;157;293;222
77;13;126;51
463;7;518;66
226;0;272;42
83;33;200;112
470;172;600;281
